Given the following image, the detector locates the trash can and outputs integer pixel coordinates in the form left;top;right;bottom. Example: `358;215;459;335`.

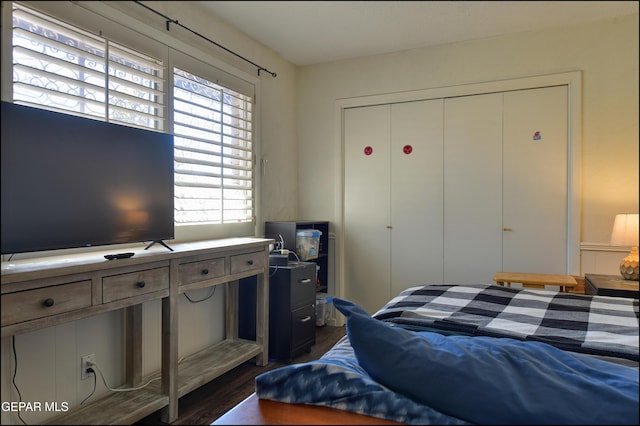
316;294;328;326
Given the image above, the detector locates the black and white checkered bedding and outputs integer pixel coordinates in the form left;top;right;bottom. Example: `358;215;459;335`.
373;284;639;361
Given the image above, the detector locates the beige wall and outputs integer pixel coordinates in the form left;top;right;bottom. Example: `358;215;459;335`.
296;13;639;270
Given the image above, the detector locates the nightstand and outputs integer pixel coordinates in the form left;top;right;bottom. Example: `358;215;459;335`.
584;274;639;298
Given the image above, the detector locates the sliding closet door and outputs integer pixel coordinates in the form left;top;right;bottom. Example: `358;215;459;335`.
502;86;568;273
344;100;444;314
390;100;444;297
444;93;503;284
344;105;391;314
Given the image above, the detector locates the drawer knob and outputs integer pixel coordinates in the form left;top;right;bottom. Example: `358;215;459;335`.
299;278;311;284
43;298;55;307
202;269;209;275
300;316;312;323
137;281;146;288
247;259;254;265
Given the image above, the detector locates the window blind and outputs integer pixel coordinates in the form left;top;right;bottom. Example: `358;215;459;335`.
11;3;165;131
173;68;254;224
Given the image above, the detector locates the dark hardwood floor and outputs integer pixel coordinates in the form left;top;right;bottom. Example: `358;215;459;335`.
136;325;346;425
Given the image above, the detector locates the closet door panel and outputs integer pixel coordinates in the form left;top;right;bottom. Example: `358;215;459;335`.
344;105;391;314
390;100;444;296
502;86;568;273
444;94;503;284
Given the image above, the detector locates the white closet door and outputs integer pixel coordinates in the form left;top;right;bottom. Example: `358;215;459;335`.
444;93;503;284
502;86;568;273
390;100;444;296
344;105;391;314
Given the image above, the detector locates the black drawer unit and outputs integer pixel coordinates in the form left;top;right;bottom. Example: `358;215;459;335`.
239;262;316;362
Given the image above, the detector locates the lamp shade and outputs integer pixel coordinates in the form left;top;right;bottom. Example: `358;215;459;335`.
610;214;639;246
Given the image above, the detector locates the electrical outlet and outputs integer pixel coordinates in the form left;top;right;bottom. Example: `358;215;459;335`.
81;354;95;380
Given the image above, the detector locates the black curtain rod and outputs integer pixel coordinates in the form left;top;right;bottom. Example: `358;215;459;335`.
133;1;277;78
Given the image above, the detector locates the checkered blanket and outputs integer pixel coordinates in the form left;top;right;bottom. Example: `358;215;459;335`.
373;284;639;361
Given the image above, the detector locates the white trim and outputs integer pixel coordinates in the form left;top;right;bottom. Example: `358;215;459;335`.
334;72;582;322
581;242;633;253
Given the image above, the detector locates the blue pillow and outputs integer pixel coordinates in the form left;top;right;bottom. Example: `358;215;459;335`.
333;297;639;425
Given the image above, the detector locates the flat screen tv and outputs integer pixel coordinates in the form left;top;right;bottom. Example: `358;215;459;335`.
1;101;175;255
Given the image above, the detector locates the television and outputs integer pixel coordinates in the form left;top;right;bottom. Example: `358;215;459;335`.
1;101;175;255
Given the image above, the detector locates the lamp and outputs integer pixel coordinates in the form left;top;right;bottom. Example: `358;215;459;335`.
610;213;639;280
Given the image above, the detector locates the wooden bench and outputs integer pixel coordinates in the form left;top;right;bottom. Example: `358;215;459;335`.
493;272;577;293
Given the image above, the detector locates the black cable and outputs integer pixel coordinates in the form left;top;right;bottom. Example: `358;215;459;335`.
80;369;97;405
183;286;216;303
133;1;277;78
11;336;27;425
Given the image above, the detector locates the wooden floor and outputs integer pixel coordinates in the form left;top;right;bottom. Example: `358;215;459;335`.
136;325;346;425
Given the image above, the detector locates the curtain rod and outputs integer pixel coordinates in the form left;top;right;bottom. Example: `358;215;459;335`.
133;1;277;78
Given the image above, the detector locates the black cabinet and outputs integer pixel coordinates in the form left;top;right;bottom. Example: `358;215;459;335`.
265;221;330;292
240;262;316;362
585;274;639;298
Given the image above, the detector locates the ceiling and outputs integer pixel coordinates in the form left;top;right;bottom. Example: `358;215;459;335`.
198;1;639;66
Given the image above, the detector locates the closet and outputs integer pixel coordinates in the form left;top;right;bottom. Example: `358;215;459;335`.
344;85;568;314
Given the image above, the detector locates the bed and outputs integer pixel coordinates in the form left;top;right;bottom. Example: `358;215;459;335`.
213;284;639;425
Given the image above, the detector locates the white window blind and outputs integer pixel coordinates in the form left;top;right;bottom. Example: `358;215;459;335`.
11;3;165;130
173;68;254;225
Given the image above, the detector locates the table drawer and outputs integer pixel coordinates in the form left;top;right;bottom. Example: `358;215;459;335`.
1;280;92;326
102;267;169;303
179;257;226;286
230;251;265;274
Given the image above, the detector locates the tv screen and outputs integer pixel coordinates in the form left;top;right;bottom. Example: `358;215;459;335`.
1;101;175;255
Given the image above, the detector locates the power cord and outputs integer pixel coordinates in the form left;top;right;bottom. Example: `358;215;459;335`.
271;248;301;262
81;359;161;404
80;369;97;405
183;286;216;303
11;336;27;425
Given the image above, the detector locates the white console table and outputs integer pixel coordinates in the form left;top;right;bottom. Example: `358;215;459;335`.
1;237;272;424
